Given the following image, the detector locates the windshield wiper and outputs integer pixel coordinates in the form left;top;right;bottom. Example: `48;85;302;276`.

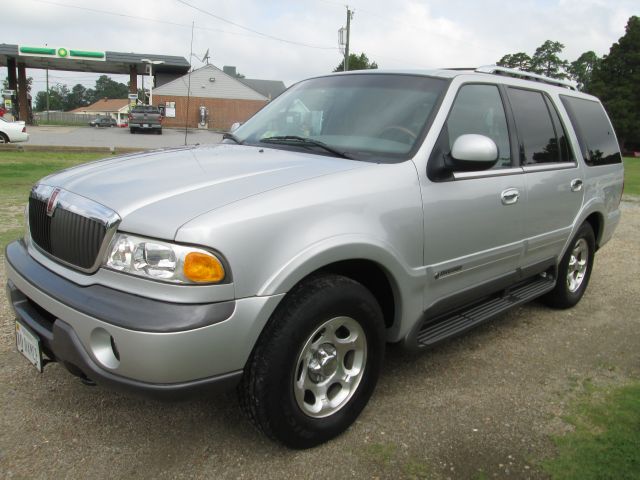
260;136;353;159
222;132;243;144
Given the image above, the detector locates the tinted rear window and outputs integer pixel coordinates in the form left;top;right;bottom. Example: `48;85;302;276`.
132;106;160;113
559;96;621;166
507;88;570;164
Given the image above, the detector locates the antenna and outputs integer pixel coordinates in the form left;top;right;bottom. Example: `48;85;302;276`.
190;48;211;65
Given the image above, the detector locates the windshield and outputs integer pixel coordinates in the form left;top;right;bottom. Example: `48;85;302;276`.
231;74;447;162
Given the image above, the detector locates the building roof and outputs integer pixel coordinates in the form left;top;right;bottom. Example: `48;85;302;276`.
0;44;190;75
152;64;268;101
238;78;286;100
71;98;129;113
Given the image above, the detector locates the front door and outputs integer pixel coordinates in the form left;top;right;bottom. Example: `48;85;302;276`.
421;83;526;312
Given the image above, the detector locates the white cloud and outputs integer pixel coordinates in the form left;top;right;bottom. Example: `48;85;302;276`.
2;0;636;96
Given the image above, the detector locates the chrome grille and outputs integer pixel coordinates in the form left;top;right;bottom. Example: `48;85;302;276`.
28;185;120;272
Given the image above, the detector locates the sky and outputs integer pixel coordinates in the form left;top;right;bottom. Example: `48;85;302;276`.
2;0;637;97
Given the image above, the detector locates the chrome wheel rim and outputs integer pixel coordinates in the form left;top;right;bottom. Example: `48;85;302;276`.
293;316;367;418
567;238;589;293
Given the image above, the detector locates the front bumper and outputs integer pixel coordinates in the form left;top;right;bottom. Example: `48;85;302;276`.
5;240;284;398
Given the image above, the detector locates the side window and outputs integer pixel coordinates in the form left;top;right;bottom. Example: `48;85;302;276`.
508;88;569;164
560;95;622;166
445;84;511;168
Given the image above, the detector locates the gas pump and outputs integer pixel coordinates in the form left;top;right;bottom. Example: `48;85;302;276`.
1;90;15;121
198;105;209;129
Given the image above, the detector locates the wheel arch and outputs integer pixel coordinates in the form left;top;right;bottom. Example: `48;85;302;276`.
584;211;604;250
257;237;423;337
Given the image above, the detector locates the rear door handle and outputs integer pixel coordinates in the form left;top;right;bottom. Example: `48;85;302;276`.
501;188;520;205
571;179;583;192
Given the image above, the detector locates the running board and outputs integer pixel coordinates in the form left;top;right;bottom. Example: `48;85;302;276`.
416;275;555;348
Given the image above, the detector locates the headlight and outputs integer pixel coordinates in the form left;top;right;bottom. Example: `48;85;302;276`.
103;233;226;284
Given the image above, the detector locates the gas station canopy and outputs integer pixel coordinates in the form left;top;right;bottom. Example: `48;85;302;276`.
0;43;191;123
0;43;190;75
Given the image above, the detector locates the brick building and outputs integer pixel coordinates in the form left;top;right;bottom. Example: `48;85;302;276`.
152;64;285;131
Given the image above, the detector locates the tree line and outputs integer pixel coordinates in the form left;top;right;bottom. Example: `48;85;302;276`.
497;15;638;151
33;75;131;112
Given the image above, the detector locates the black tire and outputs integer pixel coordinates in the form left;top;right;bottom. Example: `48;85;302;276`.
543;222;595;309
0;132;8;143
157;129;162;135
239;274;385;449
129;128;135;134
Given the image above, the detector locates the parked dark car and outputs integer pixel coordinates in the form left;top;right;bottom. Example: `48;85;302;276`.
89;117;117;128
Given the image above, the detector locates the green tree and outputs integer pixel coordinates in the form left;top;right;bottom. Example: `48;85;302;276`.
34;83;67;111
63;84;90;111
333;53;378;72
530;40;570;79
497;52;532;71
589;16;640;149
92;75;129;99
569;51;601;91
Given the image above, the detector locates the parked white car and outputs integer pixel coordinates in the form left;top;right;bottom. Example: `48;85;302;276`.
0;117;29;143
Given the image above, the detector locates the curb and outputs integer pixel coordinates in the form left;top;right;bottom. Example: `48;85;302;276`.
0;144;145;154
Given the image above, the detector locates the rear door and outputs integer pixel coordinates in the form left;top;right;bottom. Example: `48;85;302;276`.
506;87;584;268
422;83;526;311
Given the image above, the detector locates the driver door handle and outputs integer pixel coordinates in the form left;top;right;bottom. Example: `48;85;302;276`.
501;188;520;205
571;179;583;192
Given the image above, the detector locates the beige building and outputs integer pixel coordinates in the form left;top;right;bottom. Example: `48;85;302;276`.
151;64;285;130
71;98;130;126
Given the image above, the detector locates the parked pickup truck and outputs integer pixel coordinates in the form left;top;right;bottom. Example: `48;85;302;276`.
6;66;624;449
128;105;162;134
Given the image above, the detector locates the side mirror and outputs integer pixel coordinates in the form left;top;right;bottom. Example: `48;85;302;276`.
449;134;499;171
230;122;241;132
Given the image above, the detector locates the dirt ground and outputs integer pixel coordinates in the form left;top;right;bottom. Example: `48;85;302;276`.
1;200;638;480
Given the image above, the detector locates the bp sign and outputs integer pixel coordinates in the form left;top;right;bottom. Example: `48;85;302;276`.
18;45;106;62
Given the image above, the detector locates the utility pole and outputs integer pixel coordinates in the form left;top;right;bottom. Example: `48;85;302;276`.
45;43;49;122
344;7;353;71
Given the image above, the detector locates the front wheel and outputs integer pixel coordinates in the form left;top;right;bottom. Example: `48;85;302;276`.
543;222;595;309
239;274;385;449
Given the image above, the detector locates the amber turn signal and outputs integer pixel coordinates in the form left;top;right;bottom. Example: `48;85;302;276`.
183;251;225;283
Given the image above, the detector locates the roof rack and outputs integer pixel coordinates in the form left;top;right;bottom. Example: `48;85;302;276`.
475;65;578;91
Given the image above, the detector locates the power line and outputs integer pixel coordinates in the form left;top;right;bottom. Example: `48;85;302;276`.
175;0;339;50
28;0;338;51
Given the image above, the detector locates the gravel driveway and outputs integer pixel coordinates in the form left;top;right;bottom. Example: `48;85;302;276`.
1;201;638;479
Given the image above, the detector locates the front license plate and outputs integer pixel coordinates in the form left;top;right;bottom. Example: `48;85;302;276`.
143;123;149;127
16;321;42;372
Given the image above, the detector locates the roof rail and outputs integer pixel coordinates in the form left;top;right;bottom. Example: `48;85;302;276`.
475;65;578;91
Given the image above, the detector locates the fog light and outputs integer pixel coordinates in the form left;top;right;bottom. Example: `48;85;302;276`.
90;328;120;369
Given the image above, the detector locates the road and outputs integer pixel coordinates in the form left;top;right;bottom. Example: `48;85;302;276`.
24;125;223;149
1;200;639;479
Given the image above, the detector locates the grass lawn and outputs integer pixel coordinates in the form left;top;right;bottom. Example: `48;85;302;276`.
0;151;106;249
543;381;640;479
623;157;640;196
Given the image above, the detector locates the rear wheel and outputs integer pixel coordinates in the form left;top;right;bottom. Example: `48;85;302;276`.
0;132;8;143
129;128;135;134
543;222;595;308
239;274;385;449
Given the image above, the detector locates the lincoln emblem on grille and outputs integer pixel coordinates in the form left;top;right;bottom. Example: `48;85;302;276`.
46;188;61;217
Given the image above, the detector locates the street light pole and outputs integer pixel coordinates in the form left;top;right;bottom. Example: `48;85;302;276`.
141;59;164;106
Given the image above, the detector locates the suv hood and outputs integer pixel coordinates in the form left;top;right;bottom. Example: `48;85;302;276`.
41;144;365;240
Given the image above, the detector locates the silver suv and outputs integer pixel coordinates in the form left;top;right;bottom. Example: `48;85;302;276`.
6;66;624;448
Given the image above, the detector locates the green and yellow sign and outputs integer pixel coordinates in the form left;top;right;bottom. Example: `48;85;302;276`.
18;45;106;61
